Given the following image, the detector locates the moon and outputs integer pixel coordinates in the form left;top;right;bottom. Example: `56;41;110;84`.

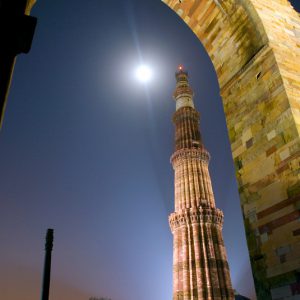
135;65;152;83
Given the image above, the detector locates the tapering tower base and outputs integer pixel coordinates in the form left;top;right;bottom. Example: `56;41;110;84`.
169;207;233;300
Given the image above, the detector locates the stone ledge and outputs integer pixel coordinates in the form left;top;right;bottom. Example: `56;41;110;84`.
169;207;224;232
171;148;210;167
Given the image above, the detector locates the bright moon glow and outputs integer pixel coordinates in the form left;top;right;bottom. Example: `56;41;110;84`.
135;65;152;83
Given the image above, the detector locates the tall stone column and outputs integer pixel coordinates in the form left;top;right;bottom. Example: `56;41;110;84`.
169;67;234;300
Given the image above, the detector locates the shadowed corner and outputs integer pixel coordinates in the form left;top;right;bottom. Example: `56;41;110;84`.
0;0;37;128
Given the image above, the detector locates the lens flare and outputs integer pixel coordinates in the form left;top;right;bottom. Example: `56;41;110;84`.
135;65;152;83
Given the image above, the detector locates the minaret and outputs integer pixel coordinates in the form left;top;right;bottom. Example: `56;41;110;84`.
169;66;234;300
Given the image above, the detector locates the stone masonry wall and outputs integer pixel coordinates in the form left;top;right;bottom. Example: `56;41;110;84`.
162;0;300;299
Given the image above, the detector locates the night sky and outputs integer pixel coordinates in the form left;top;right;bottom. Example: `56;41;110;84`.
1;1;300;300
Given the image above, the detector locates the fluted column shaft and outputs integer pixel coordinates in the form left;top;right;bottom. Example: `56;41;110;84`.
169;72;234;299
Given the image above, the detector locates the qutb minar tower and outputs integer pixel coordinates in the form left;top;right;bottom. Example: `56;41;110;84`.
169;66;234;300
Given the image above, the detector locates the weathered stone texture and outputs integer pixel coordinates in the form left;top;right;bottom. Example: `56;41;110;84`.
250;0;300;135
162;0;300;299
169;70;234;300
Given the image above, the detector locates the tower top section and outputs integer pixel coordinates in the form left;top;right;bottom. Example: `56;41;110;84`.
173;65;195;111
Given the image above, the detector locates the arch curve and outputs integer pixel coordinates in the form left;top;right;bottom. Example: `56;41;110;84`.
163;0;300;299
162;0;269;88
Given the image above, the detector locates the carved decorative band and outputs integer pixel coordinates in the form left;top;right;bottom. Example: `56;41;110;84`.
169;207;224;232
172;107;199;123
170;148;210;166
173;86;193;99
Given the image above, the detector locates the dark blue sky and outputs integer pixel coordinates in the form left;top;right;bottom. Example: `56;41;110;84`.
1;1;299;300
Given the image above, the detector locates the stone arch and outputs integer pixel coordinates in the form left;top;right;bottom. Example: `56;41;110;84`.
162;0;300;299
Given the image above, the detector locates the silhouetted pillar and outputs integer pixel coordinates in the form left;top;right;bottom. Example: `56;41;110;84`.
41;228;54;300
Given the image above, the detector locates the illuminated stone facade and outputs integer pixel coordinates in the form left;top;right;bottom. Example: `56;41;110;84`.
169;68;234;300
162;1;300;299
